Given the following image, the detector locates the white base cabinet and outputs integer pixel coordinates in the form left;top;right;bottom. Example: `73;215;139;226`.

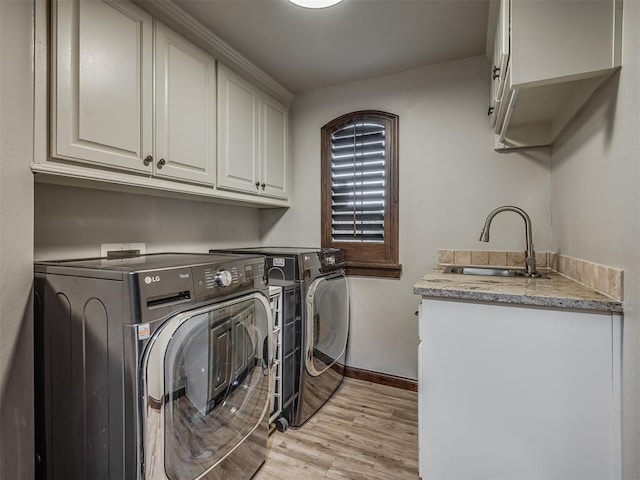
418;298;621;480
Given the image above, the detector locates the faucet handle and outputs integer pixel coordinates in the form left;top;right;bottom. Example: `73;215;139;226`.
525;252;537;276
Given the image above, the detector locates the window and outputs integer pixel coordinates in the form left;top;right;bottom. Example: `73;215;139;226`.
321;110;401;278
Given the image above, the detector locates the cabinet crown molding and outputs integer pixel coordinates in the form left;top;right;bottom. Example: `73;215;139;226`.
134;0;294;106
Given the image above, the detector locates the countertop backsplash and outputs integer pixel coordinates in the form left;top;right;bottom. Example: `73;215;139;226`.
438;249;623;302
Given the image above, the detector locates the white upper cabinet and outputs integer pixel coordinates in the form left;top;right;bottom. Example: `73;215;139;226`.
260;96;288;199
217;64;259;194
154;21;216;186
490;0;622;150
39;0;291;206
218;64;289;200
52;0;153;172
489;0;509;128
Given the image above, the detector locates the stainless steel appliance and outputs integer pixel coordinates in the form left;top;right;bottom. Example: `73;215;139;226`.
34;253;273;480
210;247;349;428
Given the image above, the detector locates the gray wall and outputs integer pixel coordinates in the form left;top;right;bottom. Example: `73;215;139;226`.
0;0;35;477
261;55;552;379
550;1;640;476
34;184;263;260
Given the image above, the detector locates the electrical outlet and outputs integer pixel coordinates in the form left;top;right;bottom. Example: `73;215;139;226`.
101;243;146;258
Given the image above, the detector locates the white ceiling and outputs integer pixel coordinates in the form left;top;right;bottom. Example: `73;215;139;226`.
172;0;490;94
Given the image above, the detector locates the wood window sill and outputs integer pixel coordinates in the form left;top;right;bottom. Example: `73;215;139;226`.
345;261;402;279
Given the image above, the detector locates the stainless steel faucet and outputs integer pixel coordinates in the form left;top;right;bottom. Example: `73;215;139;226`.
479;205;538;277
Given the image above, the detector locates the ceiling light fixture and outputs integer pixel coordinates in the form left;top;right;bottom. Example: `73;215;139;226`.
288;0;343;9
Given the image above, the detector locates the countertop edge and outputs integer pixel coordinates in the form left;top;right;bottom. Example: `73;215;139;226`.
413;285;623;313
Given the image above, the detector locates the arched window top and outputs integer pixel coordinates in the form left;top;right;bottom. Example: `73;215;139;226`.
321;111;401;278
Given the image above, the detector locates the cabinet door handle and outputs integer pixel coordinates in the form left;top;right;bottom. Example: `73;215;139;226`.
157;158;166;169
488;106;494;116
261;183;266;190
143;155;153;167
255;181;260;189
492;66;500;80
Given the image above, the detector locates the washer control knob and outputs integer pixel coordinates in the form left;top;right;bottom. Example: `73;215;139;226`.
214;270;233;287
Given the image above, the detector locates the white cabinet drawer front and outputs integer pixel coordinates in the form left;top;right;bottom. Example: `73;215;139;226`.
154;22;216;185
53;0;153;172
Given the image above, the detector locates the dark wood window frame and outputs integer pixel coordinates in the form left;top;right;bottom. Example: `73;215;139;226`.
321;110;401;278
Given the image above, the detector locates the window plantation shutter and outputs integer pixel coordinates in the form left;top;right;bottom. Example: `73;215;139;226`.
330;118;386;243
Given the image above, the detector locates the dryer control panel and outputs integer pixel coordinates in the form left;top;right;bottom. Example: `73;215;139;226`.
319;248;346;272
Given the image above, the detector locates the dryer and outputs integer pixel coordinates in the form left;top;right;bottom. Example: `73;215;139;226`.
34;253;273;480
210;247;349;428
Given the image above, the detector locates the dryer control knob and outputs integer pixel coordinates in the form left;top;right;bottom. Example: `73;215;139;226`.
214;270;233;287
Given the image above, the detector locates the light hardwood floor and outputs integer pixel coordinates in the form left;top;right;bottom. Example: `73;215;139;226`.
253;377;419;480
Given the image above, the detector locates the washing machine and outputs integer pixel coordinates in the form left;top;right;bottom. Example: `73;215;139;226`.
34;253;273;480
210;247;349;428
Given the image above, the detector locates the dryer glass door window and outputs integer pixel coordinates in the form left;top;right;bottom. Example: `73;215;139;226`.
143;294;272;480
305;273;349;376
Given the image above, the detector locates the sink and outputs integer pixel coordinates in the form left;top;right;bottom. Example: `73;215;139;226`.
444;265;549;279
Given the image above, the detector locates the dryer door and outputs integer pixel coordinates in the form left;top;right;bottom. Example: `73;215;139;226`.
305;272;349;377
142;293;272;480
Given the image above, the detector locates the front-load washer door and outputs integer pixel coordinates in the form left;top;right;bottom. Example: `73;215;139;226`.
305;272;349;377
142;293;272;480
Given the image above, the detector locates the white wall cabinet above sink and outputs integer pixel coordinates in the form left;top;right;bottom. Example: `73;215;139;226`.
488;0;509;129
217;64;289;201
34;0;291;207
489;0;622;151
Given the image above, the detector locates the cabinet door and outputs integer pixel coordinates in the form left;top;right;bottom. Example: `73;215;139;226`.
419;298;620;480
259;95;288;200
495;0;510;96
217;64;259;194
154;22;216;185
52;0;153;173
490;0;509;128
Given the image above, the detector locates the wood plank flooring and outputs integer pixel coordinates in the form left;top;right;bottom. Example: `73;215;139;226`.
253;377;419;480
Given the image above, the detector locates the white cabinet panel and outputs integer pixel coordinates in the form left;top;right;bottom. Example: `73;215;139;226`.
490;0;621;150
154;22;216;185
489;0;509;128
511;0;619;86
53;0;152;172
418;298;621;480
218;63;289;200
217;64;259;194
260;96;288;199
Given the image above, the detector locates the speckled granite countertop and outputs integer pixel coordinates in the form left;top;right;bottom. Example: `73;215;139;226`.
413;269;623;313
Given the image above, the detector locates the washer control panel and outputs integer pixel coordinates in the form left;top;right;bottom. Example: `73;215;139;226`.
214;270;233;287
201;267;238;289
193;257;266;301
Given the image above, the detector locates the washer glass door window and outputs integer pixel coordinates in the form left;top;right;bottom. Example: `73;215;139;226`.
143;294;272;480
